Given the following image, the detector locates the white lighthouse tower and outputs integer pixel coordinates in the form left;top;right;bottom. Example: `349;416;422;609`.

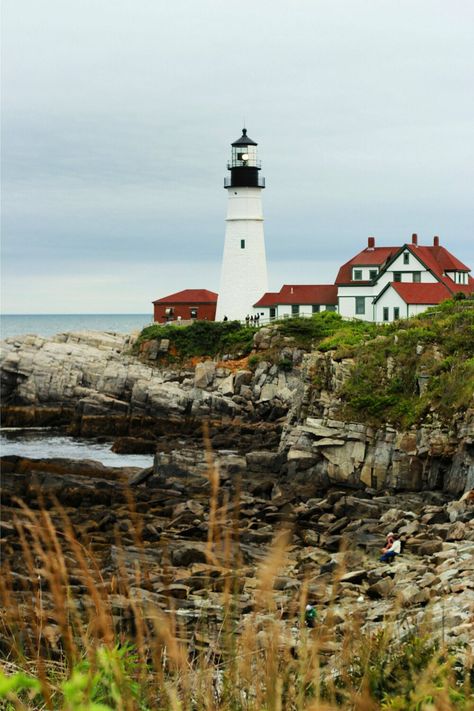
215;129;268;321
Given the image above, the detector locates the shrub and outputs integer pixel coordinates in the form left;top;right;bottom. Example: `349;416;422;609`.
278;357;293;371
136;320;257;360
247;354;261;370
339;301;474;426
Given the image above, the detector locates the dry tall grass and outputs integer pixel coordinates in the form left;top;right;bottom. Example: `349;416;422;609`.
0;455;472;710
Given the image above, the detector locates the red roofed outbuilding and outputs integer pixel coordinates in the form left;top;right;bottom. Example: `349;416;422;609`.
254;284;338;321
153;289;218;323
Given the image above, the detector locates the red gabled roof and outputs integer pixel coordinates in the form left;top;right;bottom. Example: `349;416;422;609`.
391;282;452;305
336;240;472;286
254;284;338;307
335;247;399;284
413;245;471;280
153;289;218;305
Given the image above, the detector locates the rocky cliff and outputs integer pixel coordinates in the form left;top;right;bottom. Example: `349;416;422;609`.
1;324;474;665
1;324;473;494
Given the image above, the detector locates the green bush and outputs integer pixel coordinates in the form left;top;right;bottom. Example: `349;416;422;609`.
136;320;257;359
247;354;261;370
339;300;474;426
278;357;293;371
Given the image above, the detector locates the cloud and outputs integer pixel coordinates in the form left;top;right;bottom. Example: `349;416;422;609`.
2;0;473;312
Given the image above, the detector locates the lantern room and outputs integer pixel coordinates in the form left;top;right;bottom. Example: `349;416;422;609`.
224;128;265;189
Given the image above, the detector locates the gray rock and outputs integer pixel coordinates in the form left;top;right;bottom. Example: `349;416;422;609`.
194;361;216;388
367;578;395;598
234;370;253;390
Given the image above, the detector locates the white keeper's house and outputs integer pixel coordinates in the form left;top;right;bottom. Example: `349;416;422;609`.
254;233;474;324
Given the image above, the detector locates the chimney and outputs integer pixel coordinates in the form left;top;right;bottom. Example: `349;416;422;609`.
433;235;439;247
411;233;418;246
367;236;375;249
290;286;294;294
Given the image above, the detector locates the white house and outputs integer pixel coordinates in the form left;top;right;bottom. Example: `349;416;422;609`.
255;234;473;323
373;282;456;322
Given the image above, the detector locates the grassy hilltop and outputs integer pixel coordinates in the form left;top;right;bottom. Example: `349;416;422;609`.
137;299;474;429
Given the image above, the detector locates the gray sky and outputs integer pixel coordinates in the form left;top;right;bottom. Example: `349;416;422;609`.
2;0;473;314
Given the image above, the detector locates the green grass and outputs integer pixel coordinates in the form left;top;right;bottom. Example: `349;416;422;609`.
135;319;257;359
337;301;474;427
135;302;474;426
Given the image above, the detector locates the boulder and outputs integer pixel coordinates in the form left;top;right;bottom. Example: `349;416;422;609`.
367;577;395;599
194;361;216;389
446;521;466;541
171;543;209;567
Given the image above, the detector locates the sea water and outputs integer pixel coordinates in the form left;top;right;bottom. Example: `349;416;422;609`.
0;430;153;469
0;314;155;467
0;314;152;340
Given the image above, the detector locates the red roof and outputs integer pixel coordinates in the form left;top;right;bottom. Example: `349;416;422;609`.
254;284;338;307
413;245;470;280
336;240;472;286
335;247;399;284
390;282;452;305
253;292;281;307
153;289;218;304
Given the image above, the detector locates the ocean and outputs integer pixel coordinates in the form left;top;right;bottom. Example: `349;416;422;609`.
1;315;156;466
0;430;154;469
0;313;153;340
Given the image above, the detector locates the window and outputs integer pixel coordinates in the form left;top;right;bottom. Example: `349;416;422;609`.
394;307;400;320
240;239;245;249
353;269;363;281
326;305;337;312
190;308;198;319
403;252;410;265
413;272;421;283
269;308;276;320
355;297;365;314
291;304;300;316
394;272;402;282
383;307;389;322
312;304;320;313
369;269;378;281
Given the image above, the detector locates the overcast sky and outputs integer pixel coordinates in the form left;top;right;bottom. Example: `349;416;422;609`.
2;0;473;314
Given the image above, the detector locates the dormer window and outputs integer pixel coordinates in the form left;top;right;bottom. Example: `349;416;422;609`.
369;269;378;280
353;269;363;281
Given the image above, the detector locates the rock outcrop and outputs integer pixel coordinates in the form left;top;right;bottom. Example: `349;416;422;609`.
0;331;298;447
1;327;474;669
1;452;473;661
278;350;474;495
1;328;473;493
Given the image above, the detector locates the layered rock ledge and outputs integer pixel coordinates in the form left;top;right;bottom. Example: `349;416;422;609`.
2;329;473;494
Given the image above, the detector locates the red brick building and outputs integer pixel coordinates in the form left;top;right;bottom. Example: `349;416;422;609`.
152;289;218;323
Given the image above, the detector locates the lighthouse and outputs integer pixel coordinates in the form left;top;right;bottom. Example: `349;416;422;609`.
215;129;268;321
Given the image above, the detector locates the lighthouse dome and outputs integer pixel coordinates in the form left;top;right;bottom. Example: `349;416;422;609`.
231;128;258;147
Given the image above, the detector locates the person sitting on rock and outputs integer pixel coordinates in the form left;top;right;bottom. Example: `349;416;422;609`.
381;532;395;555
380;534;401;563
